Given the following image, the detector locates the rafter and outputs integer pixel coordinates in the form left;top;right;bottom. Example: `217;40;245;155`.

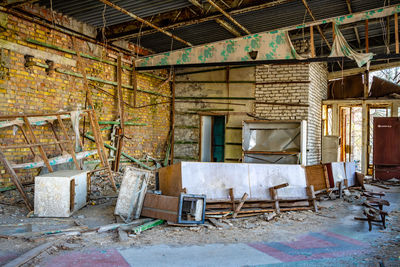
301;0;331;50
345;0;361;47
215;18;242;36
108;0;294;41
206;0;251;35
97;0;193;47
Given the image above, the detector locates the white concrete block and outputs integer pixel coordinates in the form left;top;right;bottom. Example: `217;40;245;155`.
34;170;88;217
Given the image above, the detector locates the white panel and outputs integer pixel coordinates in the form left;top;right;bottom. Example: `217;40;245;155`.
178;162;308;200
248;164;307;199
331;162;346;185
344;162;356;187
180;162;250;199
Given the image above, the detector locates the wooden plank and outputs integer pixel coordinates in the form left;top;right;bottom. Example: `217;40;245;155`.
232;192;248;218
0;148;33;211
272;183;289;190
114;54;125;172
71;36;115;190
49;122;66;153
132;59;138;107
3;241;56;267
131;219;164;234
269;188;280;214
229;188;235;211
70;179;75;212
395;13;399;54
310;25;315;57
56;115;81;170
22;116;53;172
170;70;176;164
307;185;318;212
18;125;37;158
365;19;369;53
305;165;328;191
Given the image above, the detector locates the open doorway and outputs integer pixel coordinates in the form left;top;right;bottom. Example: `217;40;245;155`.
200;115;225;162
339;106;362;170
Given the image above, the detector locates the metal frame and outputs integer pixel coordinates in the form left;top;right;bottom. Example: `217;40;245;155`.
177;194;206;224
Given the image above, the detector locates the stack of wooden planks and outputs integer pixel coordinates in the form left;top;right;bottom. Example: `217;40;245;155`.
205;183;318;219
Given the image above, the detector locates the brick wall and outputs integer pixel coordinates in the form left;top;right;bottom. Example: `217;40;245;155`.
254;63;327;165
0;7;171;187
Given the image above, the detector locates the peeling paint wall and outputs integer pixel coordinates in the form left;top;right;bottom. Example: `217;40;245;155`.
174;66;255;162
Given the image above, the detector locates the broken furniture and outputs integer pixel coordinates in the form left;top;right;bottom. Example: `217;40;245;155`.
0;110;115;211
373;117;400;180
205;183;318;218
34;170;88;217
115;167;151;221
159;162;309;200
141;193;206;224
242;120;307;165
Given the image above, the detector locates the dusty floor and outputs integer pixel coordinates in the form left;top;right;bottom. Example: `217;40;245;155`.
0;184;399;266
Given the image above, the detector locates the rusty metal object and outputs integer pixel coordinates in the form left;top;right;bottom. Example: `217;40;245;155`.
328;74;364;99
370;76;400;97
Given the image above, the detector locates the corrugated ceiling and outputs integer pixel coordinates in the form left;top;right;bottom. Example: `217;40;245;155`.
38;0;400;55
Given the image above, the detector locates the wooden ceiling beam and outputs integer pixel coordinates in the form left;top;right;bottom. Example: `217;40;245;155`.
108;0;294;41
206;0;251;35
301;0;332;50
97;0;193;47
215;18;242;36
345;0;361;47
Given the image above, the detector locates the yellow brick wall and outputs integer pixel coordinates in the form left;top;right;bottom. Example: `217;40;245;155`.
0;11;171;187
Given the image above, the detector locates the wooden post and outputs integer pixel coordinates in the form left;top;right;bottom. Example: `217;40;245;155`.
332;22;336;44
49;122;67;154
232;192;248;218
170;70;176;165
0;148;33;211
365;19;369;53
18;125;37;159
269;187;280;214
71;37;116;191
132;59;138;107
22;116;53;172
229;188;235;211
395;13;399;54
310;25;315;58
56;115;81;170
361;102;369;175
114;53;125;172
307;185;318;212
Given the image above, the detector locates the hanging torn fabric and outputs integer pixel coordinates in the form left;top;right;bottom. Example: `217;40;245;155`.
329;24;374;67
136;30;303;68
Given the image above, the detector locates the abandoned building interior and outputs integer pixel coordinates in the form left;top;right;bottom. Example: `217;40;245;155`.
0;0;399;266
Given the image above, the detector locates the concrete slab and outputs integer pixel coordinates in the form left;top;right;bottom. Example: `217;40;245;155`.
118;243;282;267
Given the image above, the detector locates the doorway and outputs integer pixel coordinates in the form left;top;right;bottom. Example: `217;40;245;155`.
200;115;225;162
339;106;362;169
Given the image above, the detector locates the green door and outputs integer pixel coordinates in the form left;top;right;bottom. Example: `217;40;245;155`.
212;116;225;162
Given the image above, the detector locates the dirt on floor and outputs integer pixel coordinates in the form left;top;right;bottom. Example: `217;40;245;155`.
0;184;399;266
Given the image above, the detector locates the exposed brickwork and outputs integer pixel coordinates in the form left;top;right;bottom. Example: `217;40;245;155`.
0;8;170;187
254;63;327;165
